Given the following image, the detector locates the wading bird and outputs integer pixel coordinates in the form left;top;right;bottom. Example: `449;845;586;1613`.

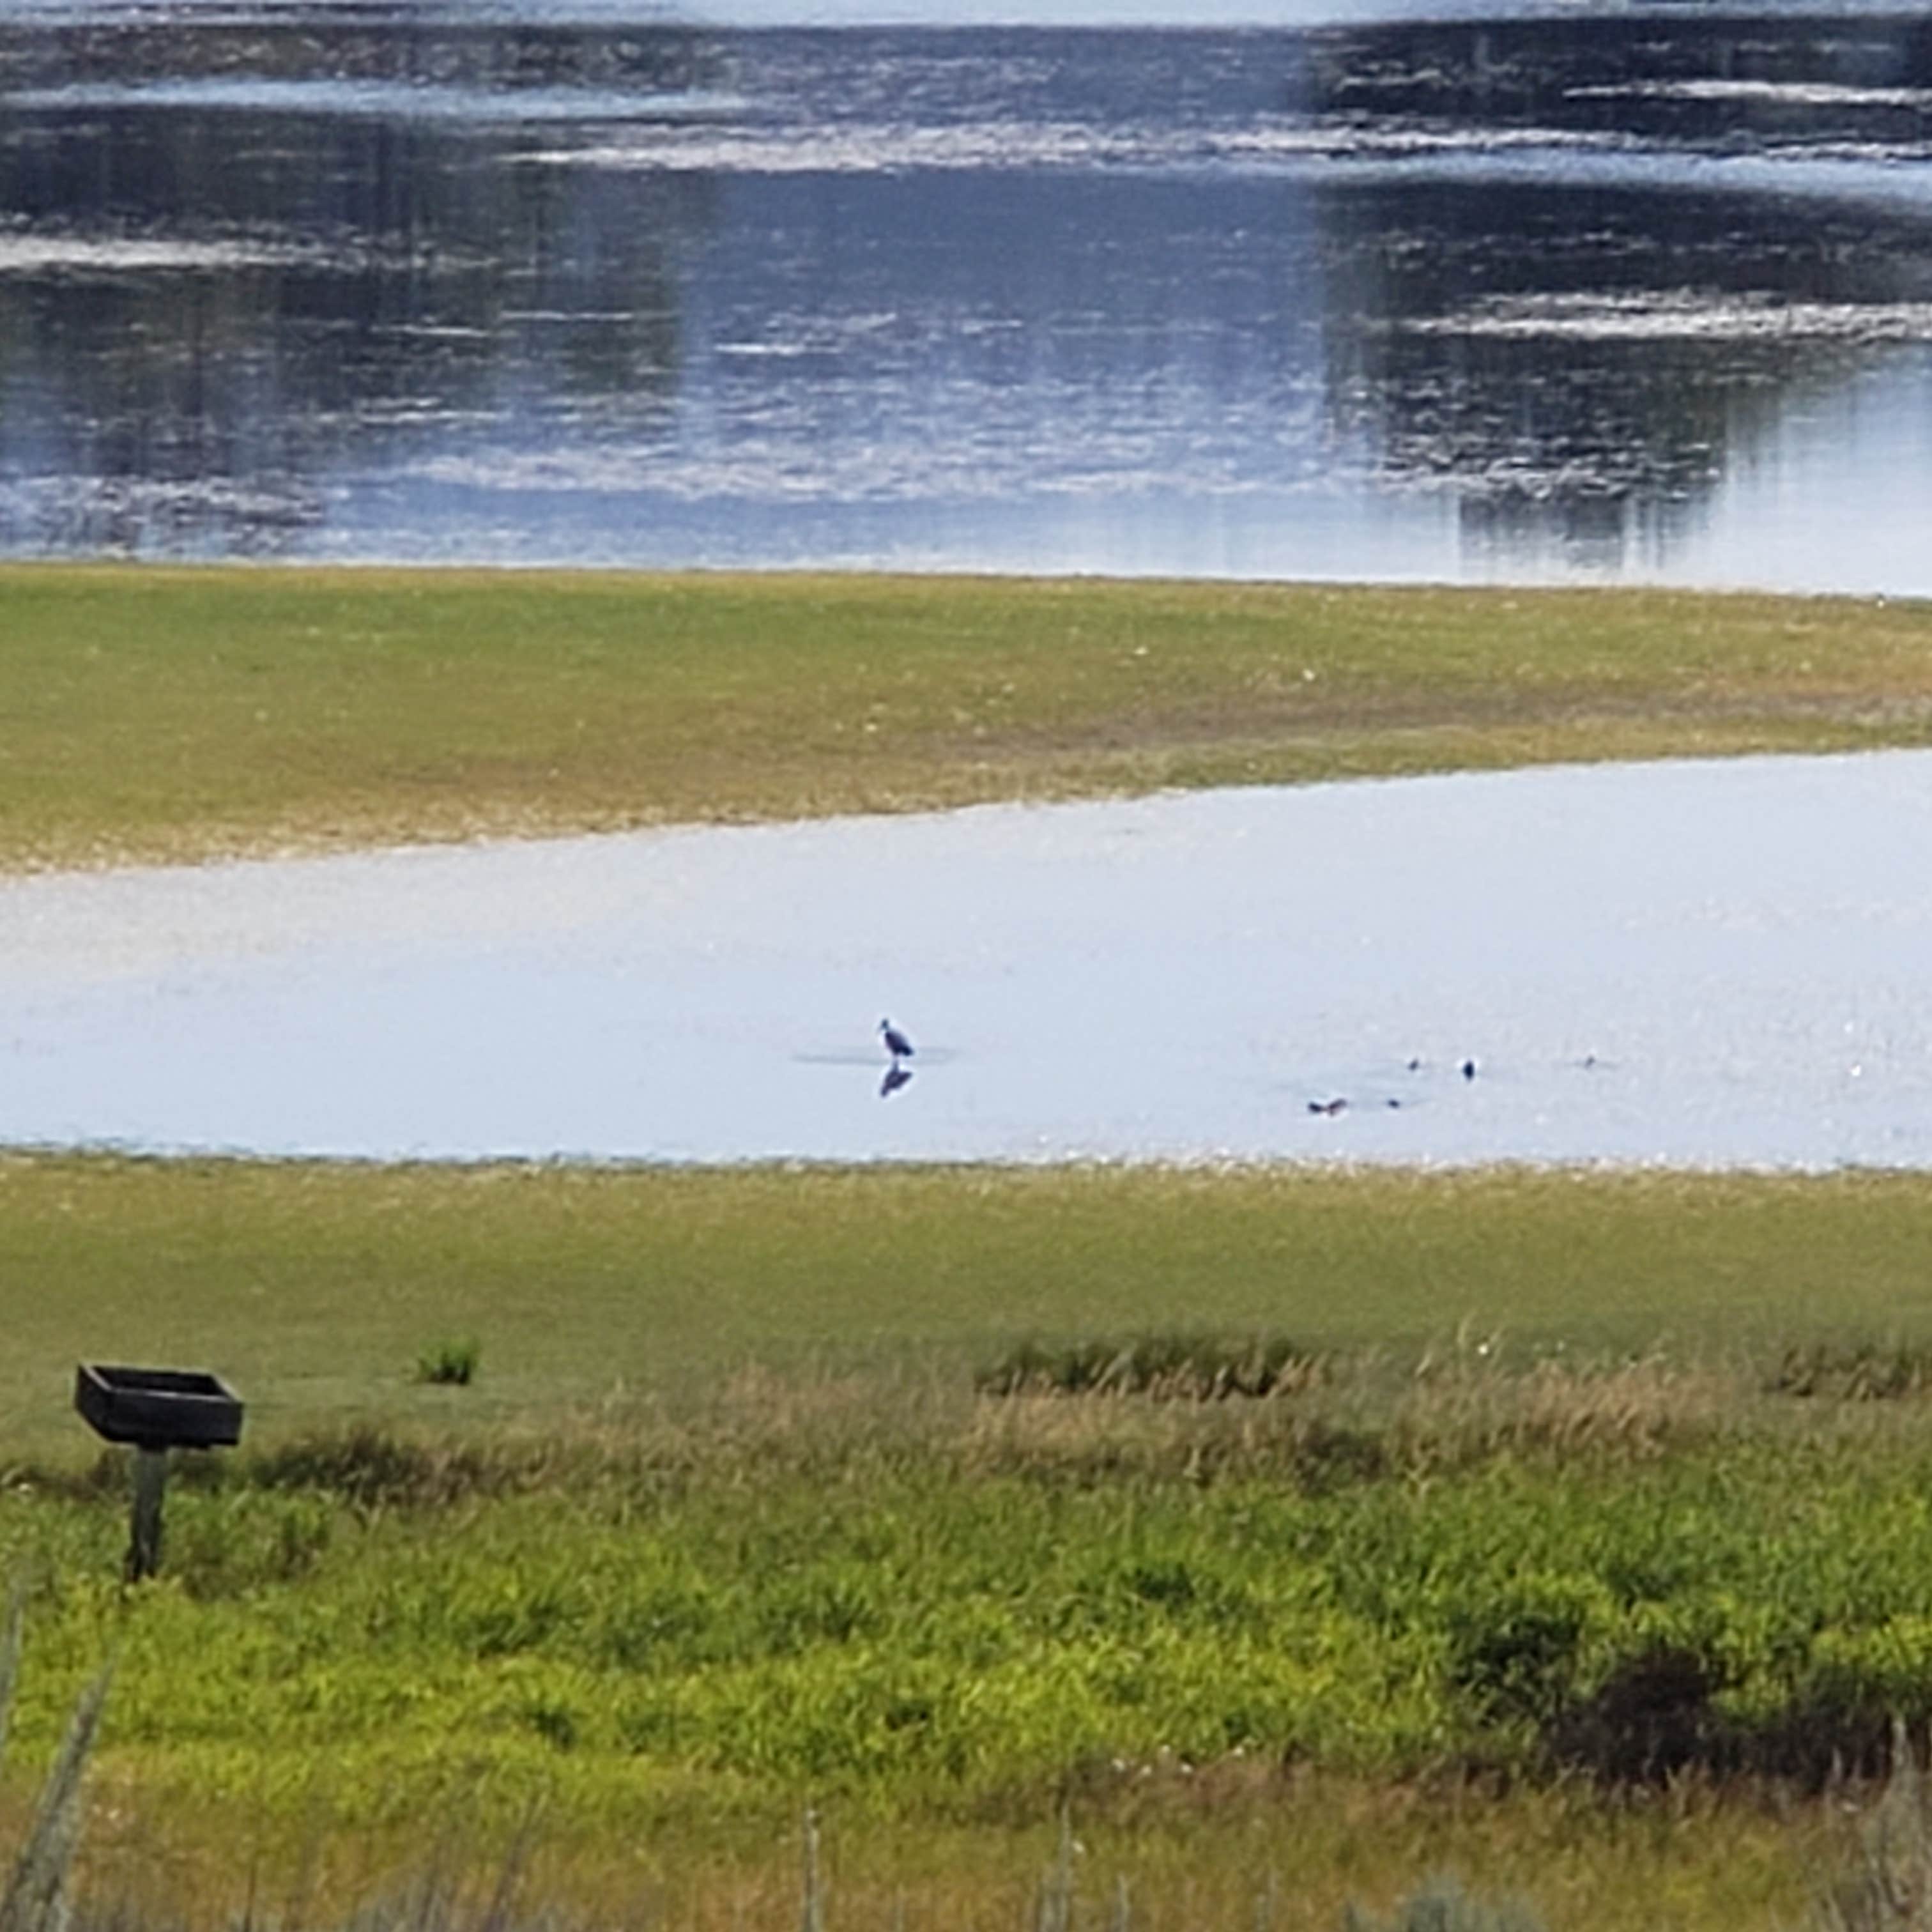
879;1018;915;1062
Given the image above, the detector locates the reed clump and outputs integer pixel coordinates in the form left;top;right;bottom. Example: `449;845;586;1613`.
1768;1342;1932;1402
976;1333;1330;1401
963;1334;1768;1489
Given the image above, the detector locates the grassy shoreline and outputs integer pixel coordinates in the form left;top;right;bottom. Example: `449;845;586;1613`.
0;1154;1928;1923
6;1153;1932;1448
11;563;1932;1924
4;564;1931;871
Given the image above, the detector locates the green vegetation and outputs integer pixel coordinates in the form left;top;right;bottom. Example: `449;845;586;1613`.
0;1154;1926;1922
0;1351;1925;1927
0;1581;112;1932
3;564;1931;870
34;1383;1932;1813
10;560;1932;1920
1344;1880;1547;1932
8;1153;1932;1449
413;1337;482;1388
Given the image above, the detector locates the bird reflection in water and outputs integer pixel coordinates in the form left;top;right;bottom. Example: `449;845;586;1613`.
878;1016;917;1100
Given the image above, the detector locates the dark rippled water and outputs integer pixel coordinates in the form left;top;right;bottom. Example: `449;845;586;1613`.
4;2;1932;587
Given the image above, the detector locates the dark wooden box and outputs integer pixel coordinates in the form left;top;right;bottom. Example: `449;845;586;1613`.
74;1364;244;1452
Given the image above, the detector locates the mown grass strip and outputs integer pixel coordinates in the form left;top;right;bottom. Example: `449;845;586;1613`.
5;1154;1932;1450
4;565;1931;870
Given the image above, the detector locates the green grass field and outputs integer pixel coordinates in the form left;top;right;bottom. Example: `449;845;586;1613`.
0;1154;1926;1925
10;565;1932;1925
4;565;1932;870
6;1155;1932;1448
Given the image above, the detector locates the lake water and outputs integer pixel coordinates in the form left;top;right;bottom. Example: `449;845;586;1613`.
4;2;1932;589
7;751;1932;1169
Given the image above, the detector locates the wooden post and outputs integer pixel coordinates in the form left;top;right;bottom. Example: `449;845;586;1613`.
126;1446;169;1583
76;1365;243;1584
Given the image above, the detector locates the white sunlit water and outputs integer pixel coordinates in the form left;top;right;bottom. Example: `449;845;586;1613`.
5;77;752;123
6;750;1932;1171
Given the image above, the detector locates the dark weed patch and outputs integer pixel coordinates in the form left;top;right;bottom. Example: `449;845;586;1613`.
976;1333;1327;1401
247;1424;518;1510
1768;1343;1932;1402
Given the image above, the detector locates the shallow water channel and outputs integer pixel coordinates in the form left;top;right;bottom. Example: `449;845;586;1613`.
6;750;1932;1169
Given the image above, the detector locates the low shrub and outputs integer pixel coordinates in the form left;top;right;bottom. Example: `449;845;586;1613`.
414;1338;482;1387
